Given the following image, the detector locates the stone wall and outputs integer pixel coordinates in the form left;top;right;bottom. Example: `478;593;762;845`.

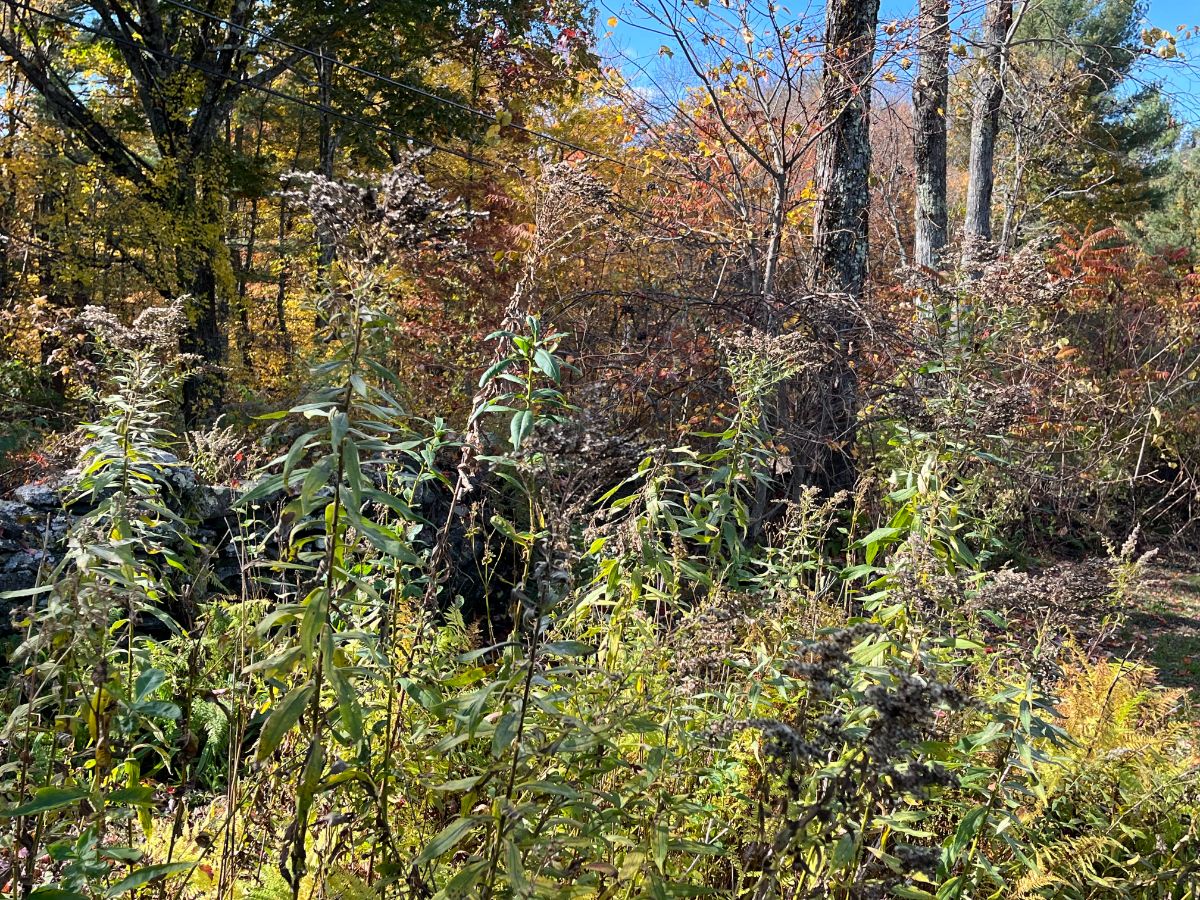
0;456;241;628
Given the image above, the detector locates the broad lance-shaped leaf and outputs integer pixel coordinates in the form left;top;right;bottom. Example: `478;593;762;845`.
330;410;349;449
283;431;317;486
342;437;364;506
298;587;330;667
104;862;196;897
510;408;534;450
416;816;481;865
257;681;315;760
533;347;560;382
329;664;363;742
541;640;596;658
492;710;519;758
479;357;515;387
134;667;165;703
0;786;88;817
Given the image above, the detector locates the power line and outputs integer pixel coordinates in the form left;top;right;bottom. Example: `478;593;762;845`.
6;0;495;167
8;0;782;221
154;0;643;172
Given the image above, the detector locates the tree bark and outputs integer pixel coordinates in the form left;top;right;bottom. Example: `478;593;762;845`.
913;0;950;272
809;0;881;493
316;45;338;272
963;0;1013;251
177;173;231;425
812;0;880;300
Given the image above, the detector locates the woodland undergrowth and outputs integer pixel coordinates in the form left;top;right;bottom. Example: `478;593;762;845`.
0;167;1197;900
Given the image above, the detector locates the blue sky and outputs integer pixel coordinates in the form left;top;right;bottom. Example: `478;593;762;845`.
598;0;1200;122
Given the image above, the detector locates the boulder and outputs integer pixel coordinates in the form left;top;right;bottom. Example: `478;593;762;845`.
14;482;60;511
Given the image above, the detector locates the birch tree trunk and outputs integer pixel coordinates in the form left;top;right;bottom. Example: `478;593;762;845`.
963;0;1013;250
913;0;950;271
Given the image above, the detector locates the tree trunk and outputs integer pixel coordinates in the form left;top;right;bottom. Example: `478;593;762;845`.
759;169;787;329
317;46;338;272
180;254;226;426
808;0;880;494
178;173;231;425
963;0;1013;252
913;0;950;272
812;0;880;300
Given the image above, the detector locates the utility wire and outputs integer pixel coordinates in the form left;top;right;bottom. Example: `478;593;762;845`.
150;0;786;208
6;0;495;166
153;0;640;171
8;0;781;221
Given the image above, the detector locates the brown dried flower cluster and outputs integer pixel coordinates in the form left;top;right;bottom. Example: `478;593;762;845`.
670;592;768;696
717;326;817;398
537;161;614;215
46;299;199;382
284;150;485;264
887;535;966;621
975;557;1117;649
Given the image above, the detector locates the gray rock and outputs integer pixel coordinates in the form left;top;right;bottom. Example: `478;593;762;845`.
0;570;38;594
144;449;198;493
189;484;235;521
0;500;34;536
14;482;61;510
0;460;260;634
4;549;48;572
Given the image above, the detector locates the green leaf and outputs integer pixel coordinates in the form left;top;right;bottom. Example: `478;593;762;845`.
329;665;363;743
137;701;181;720
505;836;529;892
0;787;89;817
330;411;349;449
30;890;89;900
510;409;533;450
0;584;53;600
416;817;480;865
541;641;596;658
492;711;519;758
854;526;905;564
133;668;166;703
342;438;364;507
105;786;156;808
300;459;333;509
299;588;329;667
443;667;487;689
652;824;669;873
257;682;315;760
243;645;303;677
442;861;486;895
104;862;195;897
947;806;988;865
479;357;515;387
102;847;144;863
533;347;560;382
282;431;317;487
237;472;285;506
831;831;856;869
